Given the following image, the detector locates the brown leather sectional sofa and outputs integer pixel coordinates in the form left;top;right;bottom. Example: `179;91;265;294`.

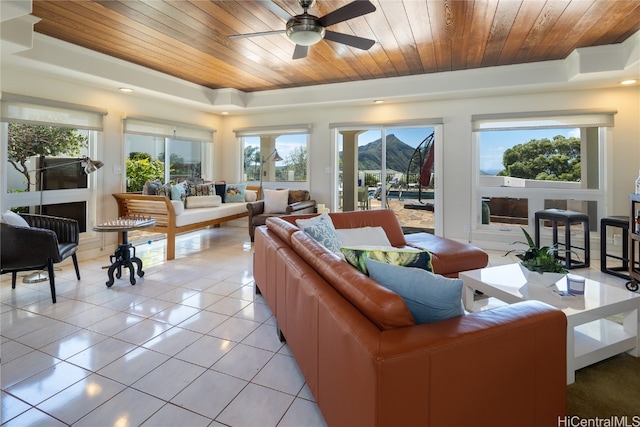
253;210;567;427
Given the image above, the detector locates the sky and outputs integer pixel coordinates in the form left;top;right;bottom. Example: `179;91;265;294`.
246;127;581;175
479;128;580;173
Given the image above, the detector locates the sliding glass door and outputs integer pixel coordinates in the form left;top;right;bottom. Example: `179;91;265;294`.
335;124;436;232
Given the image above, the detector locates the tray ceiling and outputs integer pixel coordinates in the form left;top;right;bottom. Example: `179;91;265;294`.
31;0;640;93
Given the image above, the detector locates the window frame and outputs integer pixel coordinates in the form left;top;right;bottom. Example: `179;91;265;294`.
123;117;214;189
235;124;311;189
471;110;615;241
1;94;106;232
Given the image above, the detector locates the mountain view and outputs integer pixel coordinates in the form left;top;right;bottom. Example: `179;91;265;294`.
341;134;425;173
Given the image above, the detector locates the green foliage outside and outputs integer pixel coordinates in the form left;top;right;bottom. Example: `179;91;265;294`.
244;145;307;182
497;136;581;181
244;146;260;181
7;123;89;191
364;173;378;187
126;152;166;192
157;152;201;179
282;146;307;181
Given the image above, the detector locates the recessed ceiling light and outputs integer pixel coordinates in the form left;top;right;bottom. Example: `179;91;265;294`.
119;87;134;93
373;100;384;104
221;111;229;115
620;79;637;85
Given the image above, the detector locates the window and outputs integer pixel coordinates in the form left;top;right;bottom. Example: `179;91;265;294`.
1;94;106;232
123;117;213;192
235;125;310;187
472;110;615;236
332;120;442;232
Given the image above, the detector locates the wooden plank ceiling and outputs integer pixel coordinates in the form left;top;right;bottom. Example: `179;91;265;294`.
32;0;640;93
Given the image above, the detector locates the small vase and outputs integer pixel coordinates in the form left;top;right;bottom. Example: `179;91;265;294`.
518;263;566;287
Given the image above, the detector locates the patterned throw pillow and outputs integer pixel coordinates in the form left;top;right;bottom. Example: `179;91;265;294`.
302;214;342;254
225;183;246;203
188;183;215;197
365;257;464;324
340;245;433;276
155;183;172;198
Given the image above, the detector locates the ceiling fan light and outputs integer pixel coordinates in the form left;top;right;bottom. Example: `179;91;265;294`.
289;29;324;46
287;16;325;46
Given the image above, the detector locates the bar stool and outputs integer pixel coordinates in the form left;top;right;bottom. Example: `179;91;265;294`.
600;216;630;280
534;209;590;269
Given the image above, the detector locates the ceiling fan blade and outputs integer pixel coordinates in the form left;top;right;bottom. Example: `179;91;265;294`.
324;30;375;50
228;29;286;39
259;0;294;21
292;44;308;59
317;0;376;27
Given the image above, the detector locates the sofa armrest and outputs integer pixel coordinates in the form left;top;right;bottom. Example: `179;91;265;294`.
246;200;265;216
286;199;316;214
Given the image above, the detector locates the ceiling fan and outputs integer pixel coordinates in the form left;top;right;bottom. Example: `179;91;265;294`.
229;0;377;59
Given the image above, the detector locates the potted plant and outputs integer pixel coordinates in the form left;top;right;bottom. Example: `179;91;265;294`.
505;227;568;286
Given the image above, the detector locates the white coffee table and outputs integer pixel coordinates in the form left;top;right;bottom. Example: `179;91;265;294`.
459;263;640;384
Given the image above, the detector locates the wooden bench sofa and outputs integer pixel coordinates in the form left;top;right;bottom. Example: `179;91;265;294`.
113;189;256;260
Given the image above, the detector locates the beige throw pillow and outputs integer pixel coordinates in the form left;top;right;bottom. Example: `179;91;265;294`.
185;195;222;208
264;189;289;214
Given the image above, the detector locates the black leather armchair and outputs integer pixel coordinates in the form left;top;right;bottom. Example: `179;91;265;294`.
1;213;81;303
247;190;316;242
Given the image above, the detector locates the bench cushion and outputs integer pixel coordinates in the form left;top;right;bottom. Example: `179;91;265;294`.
175;202;247;227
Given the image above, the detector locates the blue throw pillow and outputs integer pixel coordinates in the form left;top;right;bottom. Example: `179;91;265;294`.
171;183;187;203
225;183;246;203
303;214;342;254
365;257;464;324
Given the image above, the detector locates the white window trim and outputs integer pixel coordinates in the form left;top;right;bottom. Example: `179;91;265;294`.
470;111;613;245
1;96;105;231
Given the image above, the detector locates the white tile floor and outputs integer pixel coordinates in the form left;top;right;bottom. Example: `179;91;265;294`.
1;224;633;426
1;225;326;426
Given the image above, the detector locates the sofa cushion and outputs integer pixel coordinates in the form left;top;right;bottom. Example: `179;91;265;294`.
335;226;391;247
340;245;433;275
170;200;185;216
225;183;246;203
264;189;289;213
365;258;465;324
